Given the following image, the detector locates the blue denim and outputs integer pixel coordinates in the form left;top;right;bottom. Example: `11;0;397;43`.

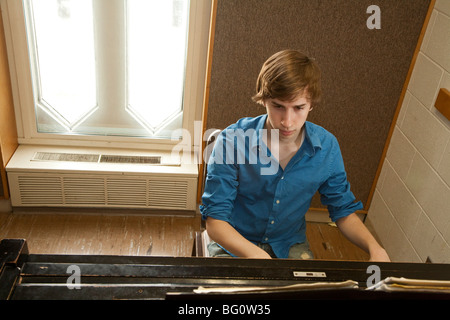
207;241;314;259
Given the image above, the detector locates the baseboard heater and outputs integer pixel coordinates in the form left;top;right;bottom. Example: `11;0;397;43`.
6;145;198;211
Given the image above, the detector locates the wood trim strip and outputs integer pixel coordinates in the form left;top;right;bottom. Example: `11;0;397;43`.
0;10;19;200
435;88;450;121
365;0;436;212
197;0;218;203
0;160;8;199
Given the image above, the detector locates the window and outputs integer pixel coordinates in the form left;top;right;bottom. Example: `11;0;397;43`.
30;0;97;133
2;0;210;149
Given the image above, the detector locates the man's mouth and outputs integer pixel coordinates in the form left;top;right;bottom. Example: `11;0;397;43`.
280;130;294;137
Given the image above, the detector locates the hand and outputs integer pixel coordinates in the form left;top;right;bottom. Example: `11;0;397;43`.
335;214;391;262
206;218;273;259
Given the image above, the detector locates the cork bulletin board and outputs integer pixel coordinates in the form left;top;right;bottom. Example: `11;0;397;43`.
204;0;432;211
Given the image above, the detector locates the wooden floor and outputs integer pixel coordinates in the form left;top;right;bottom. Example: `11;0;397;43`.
0;211;369;260
306;222;369;261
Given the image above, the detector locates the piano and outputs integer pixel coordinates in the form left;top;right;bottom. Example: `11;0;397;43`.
1;238;450;301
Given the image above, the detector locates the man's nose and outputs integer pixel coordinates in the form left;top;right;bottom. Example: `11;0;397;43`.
281;109;293;128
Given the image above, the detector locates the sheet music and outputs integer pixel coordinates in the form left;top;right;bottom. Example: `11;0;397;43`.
366;277;450;293
193;280;359;294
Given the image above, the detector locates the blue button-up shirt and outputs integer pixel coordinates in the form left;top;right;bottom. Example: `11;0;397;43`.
200;115;363;258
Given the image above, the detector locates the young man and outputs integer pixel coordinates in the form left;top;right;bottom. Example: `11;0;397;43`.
200;50;390;261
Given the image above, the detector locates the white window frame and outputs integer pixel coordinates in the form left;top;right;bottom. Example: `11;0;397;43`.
1;0;211;152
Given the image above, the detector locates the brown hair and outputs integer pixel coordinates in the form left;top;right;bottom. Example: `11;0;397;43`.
252;50;321;107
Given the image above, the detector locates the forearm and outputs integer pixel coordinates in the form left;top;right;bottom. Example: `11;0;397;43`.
206;217;271;259
335;213;390;262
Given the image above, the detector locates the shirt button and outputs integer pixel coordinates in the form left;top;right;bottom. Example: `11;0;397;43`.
264;237;269;241
281;176;284;180
271;220;275;224
276;200;280;204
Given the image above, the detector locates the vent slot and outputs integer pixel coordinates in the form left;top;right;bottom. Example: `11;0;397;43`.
18;176;63;205
32;152;163;164
107;179;147;206
148;180;188;208
33;152;99;163
100;155;161;164
63;177;106;205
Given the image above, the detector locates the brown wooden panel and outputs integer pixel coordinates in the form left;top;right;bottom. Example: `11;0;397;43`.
435;88;450;121
0;11;19;199
205;0;431;209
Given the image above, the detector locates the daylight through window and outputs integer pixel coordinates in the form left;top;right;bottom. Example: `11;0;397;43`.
26;0;190;139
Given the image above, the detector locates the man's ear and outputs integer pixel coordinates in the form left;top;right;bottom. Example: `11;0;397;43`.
261;99;268;109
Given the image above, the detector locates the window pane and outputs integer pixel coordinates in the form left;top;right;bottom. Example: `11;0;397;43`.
30;0;97;129
127;0;189;133
25;0;190;139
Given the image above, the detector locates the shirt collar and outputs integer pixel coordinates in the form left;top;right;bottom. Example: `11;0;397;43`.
302;121;322;157
253;115;322;157
250;115;267;149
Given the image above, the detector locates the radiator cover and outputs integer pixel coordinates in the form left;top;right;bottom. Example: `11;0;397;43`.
6;145;198;210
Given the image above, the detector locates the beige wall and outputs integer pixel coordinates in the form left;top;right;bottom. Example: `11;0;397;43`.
367;0;450;263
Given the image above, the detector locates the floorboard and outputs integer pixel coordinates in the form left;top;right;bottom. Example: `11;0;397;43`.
306;222;370;261
0;211;368;260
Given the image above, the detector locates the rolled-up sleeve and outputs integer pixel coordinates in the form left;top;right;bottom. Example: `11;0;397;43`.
318;138;363;222
199;132;239;225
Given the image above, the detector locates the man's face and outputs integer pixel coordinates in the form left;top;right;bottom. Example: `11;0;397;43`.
264;92;312;143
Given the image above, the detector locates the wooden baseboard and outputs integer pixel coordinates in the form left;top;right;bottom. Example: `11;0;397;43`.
0;199;12;213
